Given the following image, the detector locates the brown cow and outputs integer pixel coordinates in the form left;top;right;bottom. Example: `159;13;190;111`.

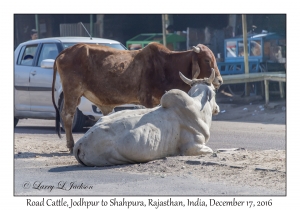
52;42;223;153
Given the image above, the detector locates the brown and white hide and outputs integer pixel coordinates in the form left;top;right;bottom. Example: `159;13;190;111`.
73;70;219;167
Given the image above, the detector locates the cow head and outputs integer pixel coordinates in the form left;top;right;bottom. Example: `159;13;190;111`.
179;69;220;115
191;44;223;90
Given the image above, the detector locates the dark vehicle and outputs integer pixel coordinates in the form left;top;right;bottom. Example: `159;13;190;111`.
217;32;286;96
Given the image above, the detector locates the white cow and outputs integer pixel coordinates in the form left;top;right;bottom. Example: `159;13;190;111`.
73;69;219;166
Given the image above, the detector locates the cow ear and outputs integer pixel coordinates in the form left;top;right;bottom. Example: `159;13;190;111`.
192;54;200;79
207;88;213;102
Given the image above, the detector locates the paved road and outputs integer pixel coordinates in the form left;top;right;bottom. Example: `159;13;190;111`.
210;121;285;151
15;164;284;196
14;119;286;196
14;118;286;151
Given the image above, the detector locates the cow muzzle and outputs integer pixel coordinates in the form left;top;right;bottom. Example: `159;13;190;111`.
73;143;88;166
213;104;220;115
213;76;223;89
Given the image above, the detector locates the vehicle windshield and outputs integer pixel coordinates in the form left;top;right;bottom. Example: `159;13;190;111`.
62;43;126;50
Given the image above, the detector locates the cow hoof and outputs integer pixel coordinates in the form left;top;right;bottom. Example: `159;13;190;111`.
200;146;213;155
69;148;73;154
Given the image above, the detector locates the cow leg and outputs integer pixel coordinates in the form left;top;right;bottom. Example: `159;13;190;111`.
61;96;82;153
152;96;161;107
182;143;213;156
180;131;213;156
138;91;153;108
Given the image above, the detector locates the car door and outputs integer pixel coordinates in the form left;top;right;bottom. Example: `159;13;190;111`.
14;44;38;111
29;43;59;112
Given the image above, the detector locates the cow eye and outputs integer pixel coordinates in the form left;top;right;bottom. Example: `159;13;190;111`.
205;59;210;63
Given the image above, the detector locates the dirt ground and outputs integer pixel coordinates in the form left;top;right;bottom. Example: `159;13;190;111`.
14;92;287;193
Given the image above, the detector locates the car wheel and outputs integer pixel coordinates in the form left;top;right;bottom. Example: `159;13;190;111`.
59;98;86;132
14;118;19;127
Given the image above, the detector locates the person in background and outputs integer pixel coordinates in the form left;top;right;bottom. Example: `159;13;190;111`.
30;29;38;40
166;25;174;34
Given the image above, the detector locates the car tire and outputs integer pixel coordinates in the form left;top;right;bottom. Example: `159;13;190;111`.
59;98;86;132
14;118;19;127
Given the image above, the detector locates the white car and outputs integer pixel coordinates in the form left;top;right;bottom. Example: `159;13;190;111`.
14;37;144;130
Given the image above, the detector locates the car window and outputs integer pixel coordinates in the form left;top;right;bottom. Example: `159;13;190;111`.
18;44;38;66
62;42;126;50
62;43;77;49
98;43;127;50
16;46;26;65
37;43;59;66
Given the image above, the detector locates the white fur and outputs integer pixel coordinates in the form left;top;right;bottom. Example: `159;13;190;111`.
74;82;219;166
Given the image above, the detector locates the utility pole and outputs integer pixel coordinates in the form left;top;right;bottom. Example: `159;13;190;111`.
162;14;167;47
35;14;39;37
242;14;250;96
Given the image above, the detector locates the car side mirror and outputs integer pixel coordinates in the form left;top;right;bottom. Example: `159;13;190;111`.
41;59;55;69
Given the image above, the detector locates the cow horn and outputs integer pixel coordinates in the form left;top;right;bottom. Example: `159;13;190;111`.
179;72;193;86
192;55;200;79
207;68;215;84
192;46;201;53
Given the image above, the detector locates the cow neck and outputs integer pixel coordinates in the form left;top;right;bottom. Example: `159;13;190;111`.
164;50;195;91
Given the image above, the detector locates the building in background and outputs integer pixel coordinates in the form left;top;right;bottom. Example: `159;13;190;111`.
14;14;286;52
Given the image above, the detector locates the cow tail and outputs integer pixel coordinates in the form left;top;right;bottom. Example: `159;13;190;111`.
52;59;62;139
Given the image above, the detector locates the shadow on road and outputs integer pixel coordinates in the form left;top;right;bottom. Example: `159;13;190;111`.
14;151;72;159
48;164;128;173
14;126;89;134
